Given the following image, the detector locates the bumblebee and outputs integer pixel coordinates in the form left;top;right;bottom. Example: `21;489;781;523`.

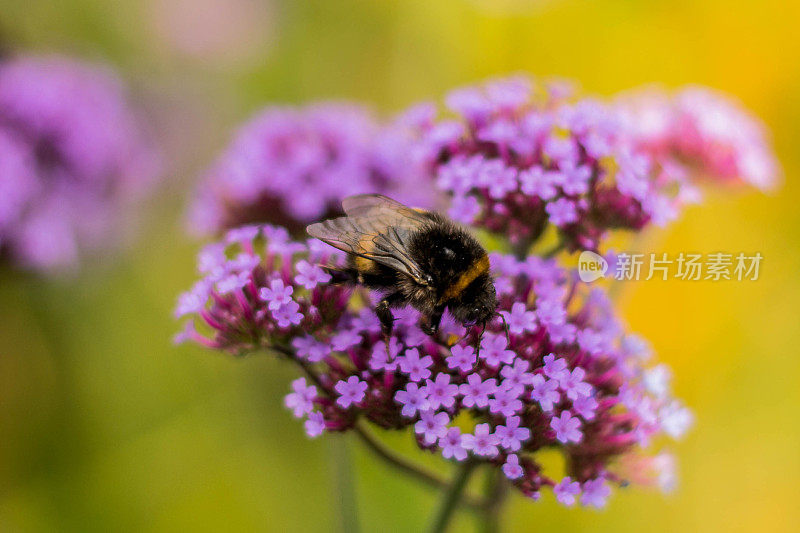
307;194;497;337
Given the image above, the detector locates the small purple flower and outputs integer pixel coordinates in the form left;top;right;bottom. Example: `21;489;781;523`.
484;162;518;199
560;367;593;401
660;400;694;439
334;376;367;408
216;270;251;294
330;329;362;352
501;302;537;335
561;164;592;196
642;364;672;399
397;348;433;382
542;354;569;382
437;156;482;194
462;423;500;458
574;394;599;421
175;280;211;318
478;119;518;148
260;279;294;310
489;387;524;418
446;87;492;124
224;226;261;246
459;373;497;408
545;198;579;227
292;335;330;362
551;411;583;443
272;300;303;328
502;454;524;480
554;477;581;506
395;382;430;418
197;243;226;273
439;427;468;461
424;374;460;410
304;411;326;438
536;298;567;328
447;344;477;373
448;194;481;223
486;77;531;109
543;134;578;164
547;322;578;344
495;416;531;452
519;166;557;200
369;338;402;372
284;377;317;417
530;374;561;412
415;410;451;445
479;333;515;367
294;260;332;289
500;360;536;391
351;308;382;335
581;478;611;509
576;328;609;356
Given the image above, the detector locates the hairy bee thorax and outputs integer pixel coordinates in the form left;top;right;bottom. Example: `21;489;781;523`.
405;221;490;305
437;254;490;305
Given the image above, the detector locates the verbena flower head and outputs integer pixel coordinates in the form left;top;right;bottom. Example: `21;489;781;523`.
188;103;431;236
176;227;692;506
615;86;781;191
0;55;161;272
405;76;697;251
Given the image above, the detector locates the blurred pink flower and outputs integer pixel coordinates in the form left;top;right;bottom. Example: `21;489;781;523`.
616;86;781;191
0;55;161;272
149;0;277;66
188;103;432;236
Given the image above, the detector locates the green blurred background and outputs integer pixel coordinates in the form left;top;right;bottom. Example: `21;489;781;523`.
1;0;798;531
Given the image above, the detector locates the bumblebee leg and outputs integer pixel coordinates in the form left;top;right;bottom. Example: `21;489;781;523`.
421;306;444;336
376;300;394;338
376;292;403;340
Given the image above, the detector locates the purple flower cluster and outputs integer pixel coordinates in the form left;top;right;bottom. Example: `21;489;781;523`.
404;76;696;251
174;224;350;355
188;103;432;236
615;86;781;191
176;227;692;506
0;55;160;271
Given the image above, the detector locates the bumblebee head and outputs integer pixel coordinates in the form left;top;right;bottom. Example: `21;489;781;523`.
450;273;497;327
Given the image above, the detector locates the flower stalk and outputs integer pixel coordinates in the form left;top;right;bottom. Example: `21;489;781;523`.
428;460;479;533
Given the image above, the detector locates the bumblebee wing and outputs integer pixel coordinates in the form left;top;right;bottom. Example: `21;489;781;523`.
307;197;431;285
342;194;427;219
342;194;433;225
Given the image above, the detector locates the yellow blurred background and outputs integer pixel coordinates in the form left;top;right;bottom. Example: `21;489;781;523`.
1;0;798;531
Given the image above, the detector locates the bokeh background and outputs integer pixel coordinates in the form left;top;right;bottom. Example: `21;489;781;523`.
1;0;798;531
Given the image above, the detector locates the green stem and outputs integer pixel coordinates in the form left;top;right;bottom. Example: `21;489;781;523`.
352;423;484;511
511;236;535;260
329;436;360;533
428;460;479;533
479;468;509;533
